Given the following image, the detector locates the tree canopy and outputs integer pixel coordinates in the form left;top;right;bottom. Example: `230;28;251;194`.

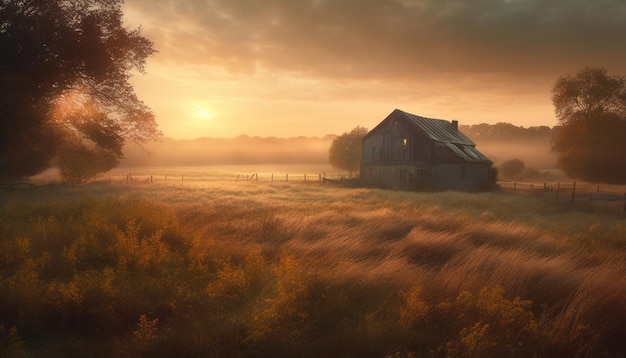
0;0;160;180
551;67;626;183
328;126;368;177
499;158;525;180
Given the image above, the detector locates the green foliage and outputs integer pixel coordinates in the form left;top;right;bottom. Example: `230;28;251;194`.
328;126;368;177
0;0;160;179
551;67;626;183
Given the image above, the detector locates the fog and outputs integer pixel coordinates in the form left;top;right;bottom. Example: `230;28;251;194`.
478;140;557;170
120;135;336;167
121;130;558;175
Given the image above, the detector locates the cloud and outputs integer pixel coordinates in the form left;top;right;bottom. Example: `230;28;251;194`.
122;0;626;138
125;0;626;80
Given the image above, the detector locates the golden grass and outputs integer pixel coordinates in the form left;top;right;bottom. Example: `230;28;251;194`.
1;177;626;356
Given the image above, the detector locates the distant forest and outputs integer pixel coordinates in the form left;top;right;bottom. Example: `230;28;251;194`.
460;123;556;141
121;123;558;169
460;123;558;170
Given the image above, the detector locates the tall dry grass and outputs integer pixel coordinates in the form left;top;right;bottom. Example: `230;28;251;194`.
1;178;626;356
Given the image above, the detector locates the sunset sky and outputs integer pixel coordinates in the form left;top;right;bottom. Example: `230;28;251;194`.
122;0;626;139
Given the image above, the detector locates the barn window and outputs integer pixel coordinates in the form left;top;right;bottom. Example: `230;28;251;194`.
402;138;407;157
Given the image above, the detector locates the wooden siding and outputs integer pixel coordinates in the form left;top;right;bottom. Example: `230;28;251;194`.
361;109;492;190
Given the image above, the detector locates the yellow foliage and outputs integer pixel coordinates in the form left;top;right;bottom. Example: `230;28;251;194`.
445;286;540;357
206;263;248;302
115;221;169;274
399;286;429;330
248;253;311;342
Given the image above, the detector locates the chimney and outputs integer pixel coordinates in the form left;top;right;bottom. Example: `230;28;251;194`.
451;120;458;130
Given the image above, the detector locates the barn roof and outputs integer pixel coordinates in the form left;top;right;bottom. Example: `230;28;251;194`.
366;109;492;164
388;109;474;145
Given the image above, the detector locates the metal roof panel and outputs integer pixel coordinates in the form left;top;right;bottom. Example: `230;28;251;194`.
400;110;475;145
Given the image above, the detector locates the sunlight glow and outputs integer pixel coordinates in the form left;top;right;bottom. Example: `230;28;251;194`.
192;106;213;121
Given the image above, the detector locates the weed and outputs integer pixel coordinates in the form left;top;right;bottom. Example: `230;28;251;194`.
1;179;626;356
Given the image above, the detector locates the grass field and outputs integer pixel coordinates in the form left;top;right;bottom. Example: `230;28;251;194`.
1;175;626;357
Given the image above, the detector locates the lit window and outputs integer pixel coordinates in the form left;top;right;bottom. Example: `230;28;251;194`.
402;138;407;157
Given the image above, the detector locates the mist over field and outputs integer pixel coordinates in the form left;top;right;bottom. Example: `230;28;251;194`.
120;124;558;172
476;139;556;170
120;135;337;167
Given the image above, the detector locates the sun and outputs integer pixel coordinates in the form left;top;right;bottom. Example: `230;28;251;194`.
193;107;213;120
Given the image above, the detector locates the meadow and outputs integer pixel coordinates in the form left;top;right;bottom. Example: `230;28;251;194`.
1;173;626;357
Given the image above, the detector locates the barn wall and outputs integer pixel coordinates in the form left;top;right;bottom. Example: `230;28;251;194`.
361;111;492;191
361;163;404;190
431;164;491;190
361;163;431;190
362;114;432;165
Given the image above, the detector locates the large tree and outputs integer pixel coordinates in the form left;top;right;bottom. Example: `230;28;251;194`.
551;67;626;183
0;0;160;180
328;126;368;178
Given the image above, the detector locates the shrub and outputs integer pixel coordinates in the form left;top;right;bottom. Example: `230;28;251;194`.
399;286;541;357
0;325;25;358
499;159;525;180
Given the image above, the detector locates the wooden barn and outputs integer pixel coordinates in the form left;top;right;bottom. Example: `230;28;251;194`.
361;109;492;190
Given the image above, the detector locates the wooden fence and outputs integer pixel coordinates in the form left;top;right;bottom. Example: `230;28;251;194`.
234;172;351;183
497;180;626;213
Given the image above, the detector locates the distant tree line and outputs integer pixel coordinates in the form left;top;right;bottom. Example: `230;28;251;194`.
460;123;556;142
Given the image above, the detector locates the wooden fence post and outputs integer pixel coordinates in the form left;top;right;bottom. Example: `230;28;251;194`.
286;173;288;182
513;182;517;191
571;181;576;204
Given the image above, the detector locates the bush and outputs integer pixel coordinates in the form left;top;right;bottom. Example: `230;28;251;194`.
499;159;525;180
399;286;541;357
